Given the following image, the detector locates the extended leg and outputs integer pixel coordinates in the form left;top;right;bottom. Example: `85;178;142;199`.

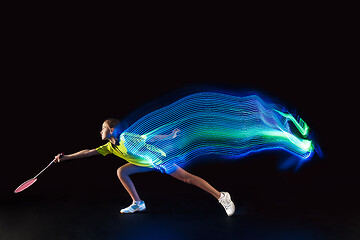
169;165;235;216
169;165;221;199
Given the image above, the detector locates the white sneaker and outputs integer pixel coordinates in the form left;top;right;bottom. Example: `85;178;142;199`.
120;200;146;214
218;192;235;216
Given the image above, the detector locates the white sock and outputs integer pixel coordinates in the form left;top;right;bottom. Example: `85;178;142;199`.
218;192;225;201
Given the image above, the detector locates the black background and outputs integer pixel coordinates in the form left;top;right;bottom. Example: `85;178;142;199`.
1;7;357;239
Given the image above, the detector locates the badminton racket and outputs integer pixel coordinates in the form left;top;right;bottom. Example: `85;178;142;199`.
14;153;63;193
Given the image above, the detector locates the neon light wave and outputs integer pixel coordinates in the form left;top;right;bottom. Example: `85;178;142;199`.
116;92;314;173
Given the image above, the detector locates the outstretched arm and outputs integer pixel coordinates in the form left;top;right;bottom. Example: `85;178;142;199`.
54;149;100;163
148;128;180;143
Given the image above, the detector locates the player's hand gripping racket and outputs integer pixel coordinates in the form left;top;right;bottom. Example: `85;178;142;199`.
14;153;63;193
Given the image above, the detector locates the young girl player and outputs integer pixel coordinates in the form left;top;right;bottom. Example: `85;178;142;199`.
54;118;235;216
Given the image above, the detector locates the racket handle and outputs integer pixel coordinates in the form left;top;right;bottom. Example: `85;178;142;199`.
35;154;63;179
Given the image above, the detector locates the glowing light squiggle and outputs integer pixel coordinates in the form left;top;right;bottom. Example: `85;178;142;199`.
115;92;314;173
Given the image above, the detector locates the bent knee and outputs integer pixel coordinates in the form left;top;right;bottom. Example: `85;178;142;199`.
117;166;127;178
